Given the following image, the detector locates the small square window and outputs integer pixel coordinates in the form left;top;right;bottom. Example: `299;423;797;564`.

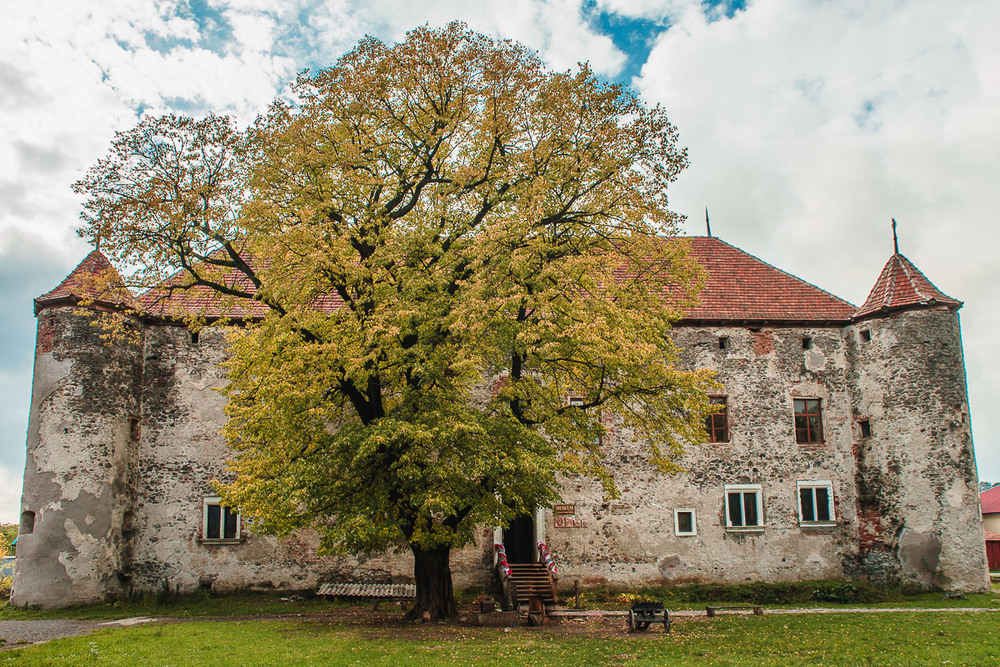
794;398;824;444
705;396;729;443
802;336;813;350
797;481;835;526
860;329;871;342
858;419;872;439
674;509;697;536
203;497;240;542
718;336;730;350
724;484;763;530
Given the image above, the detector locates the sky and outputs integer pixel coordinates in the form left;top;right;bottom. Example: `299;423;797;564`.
1;0;998;523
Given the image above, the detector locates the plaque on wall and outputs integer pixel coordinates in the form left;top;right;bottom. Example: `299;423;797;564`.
554;504;575;515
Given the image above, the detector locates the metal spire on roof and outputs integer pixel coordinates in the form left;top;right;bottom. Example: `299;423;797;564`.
891;218;899;255
705;207;712;237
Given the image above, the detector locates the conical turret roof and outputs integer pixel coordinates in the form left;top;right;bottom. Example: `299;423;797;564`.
35;249;137;315
854;253;961;320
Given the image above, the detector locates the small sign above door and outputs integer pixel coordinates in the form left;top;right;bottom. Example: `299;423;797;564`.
554;504;575;515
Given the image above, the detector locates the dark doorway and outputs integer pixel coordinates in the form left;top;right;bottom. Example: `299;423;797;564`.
503;514;535;563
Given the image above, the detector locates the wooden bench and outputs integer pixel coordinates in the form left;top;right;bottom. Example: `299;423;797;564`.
706;605;763;617
317;582;416;610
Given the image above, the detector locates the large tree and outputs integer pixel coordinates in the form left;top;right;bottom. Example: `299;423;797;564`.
75;23;715;620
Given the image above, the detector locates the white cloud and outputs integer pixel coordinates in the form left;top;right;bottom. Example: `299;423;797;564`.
2;0;999;527
637;0;1000;476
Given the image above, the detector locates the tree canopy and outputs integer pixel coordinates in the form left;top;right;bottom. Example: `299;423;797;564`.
75;23;715;619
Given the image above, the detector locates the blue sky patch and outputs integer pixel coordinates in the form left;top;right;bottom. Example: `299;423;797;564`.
185;0;235;53
704;0;747;21
583;4;668;83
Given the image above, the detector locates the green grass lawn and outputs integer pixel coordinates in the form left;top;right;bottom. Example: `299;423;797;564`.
3;581;997;623
5;611;1000;666
0;591;343;621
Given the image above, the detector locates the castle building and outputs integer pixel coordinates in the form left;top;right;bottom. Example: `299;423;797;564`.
12;236;989;607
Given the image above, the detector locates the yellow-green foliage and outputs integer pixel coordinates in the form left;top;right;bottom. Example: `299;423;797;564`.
75;23;715;614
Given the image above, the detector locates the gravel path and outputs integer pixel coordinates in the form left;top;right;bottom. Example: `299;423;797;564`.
0;617;154;650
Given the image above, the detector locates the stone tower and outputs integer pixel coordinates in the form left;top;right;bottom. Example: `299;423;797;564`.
11;251;143;607
847;252;988;590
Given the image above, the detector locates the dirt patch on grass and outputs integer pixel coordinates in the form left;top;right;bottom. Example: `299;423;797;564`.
284;606;681;640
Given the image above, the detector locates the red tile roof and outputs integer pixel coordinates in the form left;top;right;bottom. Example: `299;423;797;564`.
981;485;1000;515
34;250;137;315
854;253;961;320
680;237;857;323
41;237;866;324
137;256;347;319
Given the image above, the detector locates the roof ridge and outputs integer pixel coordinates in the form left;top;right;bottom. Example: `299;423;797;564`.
703;236;857;309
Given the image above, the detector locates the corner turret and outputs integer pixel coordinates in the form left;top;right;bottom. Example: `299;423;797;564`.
12;251;144;607
33;249;137;316
846;251;987;591
853;253;962;321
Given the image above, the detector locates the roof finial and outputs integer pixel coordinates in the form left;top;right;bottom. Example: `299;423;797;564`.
891;218;899;255
705;207;712;237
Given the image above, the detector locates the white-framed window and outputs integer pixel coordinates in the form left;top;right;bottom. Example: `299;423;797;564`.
724;484;763;530
797;481;835;526
674;508;697;536
202;497;240;542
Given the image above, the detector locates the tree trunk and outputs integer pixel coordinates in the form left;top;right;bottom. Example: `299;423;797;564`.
405;544;458;621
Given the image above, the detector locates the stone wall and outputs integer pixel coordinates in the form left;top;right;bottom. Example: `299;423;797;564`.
12;308;144;607
546;325;861;588
846;309;987;590
13;305;988;607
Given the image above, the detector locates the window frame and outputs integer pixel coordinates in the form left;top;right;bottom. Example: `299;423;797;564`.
705;396;730;443
724;484;764;531
794;398;824;444
202;497;241;543
797;481;836;527
673;508;697;536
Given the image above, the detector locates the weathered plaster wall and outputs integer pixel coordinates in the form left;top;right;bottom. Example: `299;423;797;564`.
846;309;988;591
129;325;489;596
14;306;987;606
546;325;861;588
12;309;143;607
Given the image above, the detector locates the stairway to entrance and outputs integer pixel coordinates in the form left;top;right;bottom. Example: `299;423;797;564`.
507;562;557;605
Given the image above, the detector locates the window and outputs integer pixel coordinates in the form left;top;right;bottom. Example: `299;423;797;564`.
858;419;872;439
674;509;696;536
794;399;824;444
724;484;763;530
203;497;240;542
802;336;813;350
797;482;835;526
860;329;871;342
20;511;34;535
705;396;729;443
718;336;730;350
